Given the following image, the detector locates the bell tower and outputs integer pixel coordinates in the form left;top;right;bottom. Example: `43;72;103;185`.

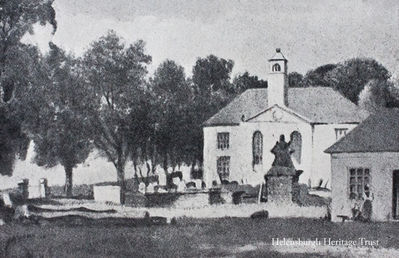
267;48;288;106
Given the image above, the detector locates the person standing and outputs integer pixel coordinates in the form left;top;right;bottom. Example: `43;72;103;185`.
362;184;374;222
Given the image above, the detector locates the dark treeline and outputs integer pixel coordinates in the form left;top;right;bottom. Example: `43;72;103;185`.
1;1;399;201
288;60;399;110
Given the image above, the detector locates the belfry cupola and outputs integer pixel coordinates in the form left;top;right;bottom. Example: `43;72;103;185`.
267;48;288;106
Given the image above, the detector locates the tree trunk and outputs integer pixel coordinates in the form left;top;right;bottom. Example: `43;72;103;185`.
117;165;126;204
64;166;73;198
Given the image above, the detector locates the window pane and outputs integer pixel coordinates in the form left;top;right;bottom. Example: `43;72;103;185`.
364;169;370;175
217;156;230;180
357;184;362;192
357;168;363;175
350;185;356;193
217;133;230;150
350;169;356;176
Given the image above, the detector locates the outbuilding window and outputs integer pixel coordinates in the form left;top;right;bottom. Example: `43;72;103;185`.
252;131;263;165
349;168;370;199
217;156;230;180
217;132;230;150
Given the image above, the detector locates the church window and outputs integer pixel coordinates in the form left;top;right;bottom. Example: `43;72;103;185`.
290;131;302;164
217;132;230;149
335;128;348;140
349;168;370;199
272;63;281;72
217;156;230;180
252;131;263;165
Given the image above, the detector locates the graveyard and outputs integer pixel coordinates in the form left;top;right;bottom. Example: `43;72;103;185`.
1;135;399;257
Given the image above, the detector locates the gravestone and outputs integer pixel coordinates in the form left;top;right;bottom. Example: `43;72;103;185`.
265;135;302;203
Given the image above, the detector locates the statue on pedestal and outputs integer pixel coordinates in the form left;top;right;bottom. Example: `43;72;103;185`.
271;135;294;168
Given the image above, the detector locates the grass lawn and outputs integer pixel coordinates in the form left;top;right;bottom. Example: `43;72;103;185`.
1;217;399;257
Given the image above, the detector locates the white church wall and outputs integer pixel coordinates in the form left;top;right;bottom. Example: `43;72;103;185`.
240;121;313;185
203;116;313;187
203;125;237;187
311;123;358;189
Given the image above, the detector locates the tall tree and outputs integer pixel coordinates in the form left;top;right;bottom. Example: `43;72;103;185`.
302;64;337;87
149;60;192;173
232;71;267;93
192;55;234;97
358;79;399;113
25;43;92;197
0;0;56;175
288;72;304;88
189;55;235;170
83;31;151;203
0;0;56;104
326;58;390;103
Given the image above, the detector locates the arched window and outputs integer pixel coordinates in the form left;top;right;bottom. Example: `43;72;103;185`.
272;63;281;72
290;131;302;164
253;131;263;165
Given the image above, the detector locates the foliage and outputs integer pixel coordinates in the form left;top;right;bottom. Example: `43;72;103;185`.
302;64;337;87
0;0;56;104
82;31;151;202
325;58;390;103
288;72;304;88
232;71;267;93
358;79;399;113
0;0;56;175
148;60;192;172
24;43;92;196
190;55;235;165
192;54;234;95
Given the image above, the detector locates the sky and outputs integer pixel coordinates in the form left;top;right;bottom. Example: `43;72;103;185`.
3;0;399;189
24;0;399;79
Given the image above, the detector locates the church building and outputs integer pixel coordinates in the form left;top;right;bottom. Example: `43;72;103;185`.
202;49;368;188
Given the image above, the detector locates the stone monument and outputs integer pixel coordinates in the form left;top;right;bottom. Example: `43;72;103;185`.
265;135;302;203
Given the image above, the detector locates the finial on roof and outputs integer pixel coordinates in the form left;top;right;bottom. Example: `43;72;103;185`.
276;48;281;53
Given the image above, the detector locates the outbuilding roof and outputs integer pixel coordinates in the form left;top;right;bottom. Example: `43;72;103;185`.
325;108;399;153
203;87;367;126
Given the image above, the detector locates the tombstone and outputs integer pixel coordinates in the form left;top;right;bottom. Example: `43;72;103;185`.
146;182;156;193
146;183;154;193
176;180;186;193
157;187;167;193
186;182;196;189
194;179;203;190
138;182;146;194
172;177;181;186
39;178;48;198
18;179;29;200
2;192;13;207
264;135;302;203
14;205;30;220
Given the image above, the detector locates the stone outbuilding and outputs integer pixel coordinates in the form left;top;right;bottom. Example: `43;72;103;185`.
325;109;399;222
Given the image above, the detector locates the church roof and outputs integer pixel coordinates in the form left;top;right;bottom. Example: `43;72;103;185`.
203;87;367;126
325;109;399;154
